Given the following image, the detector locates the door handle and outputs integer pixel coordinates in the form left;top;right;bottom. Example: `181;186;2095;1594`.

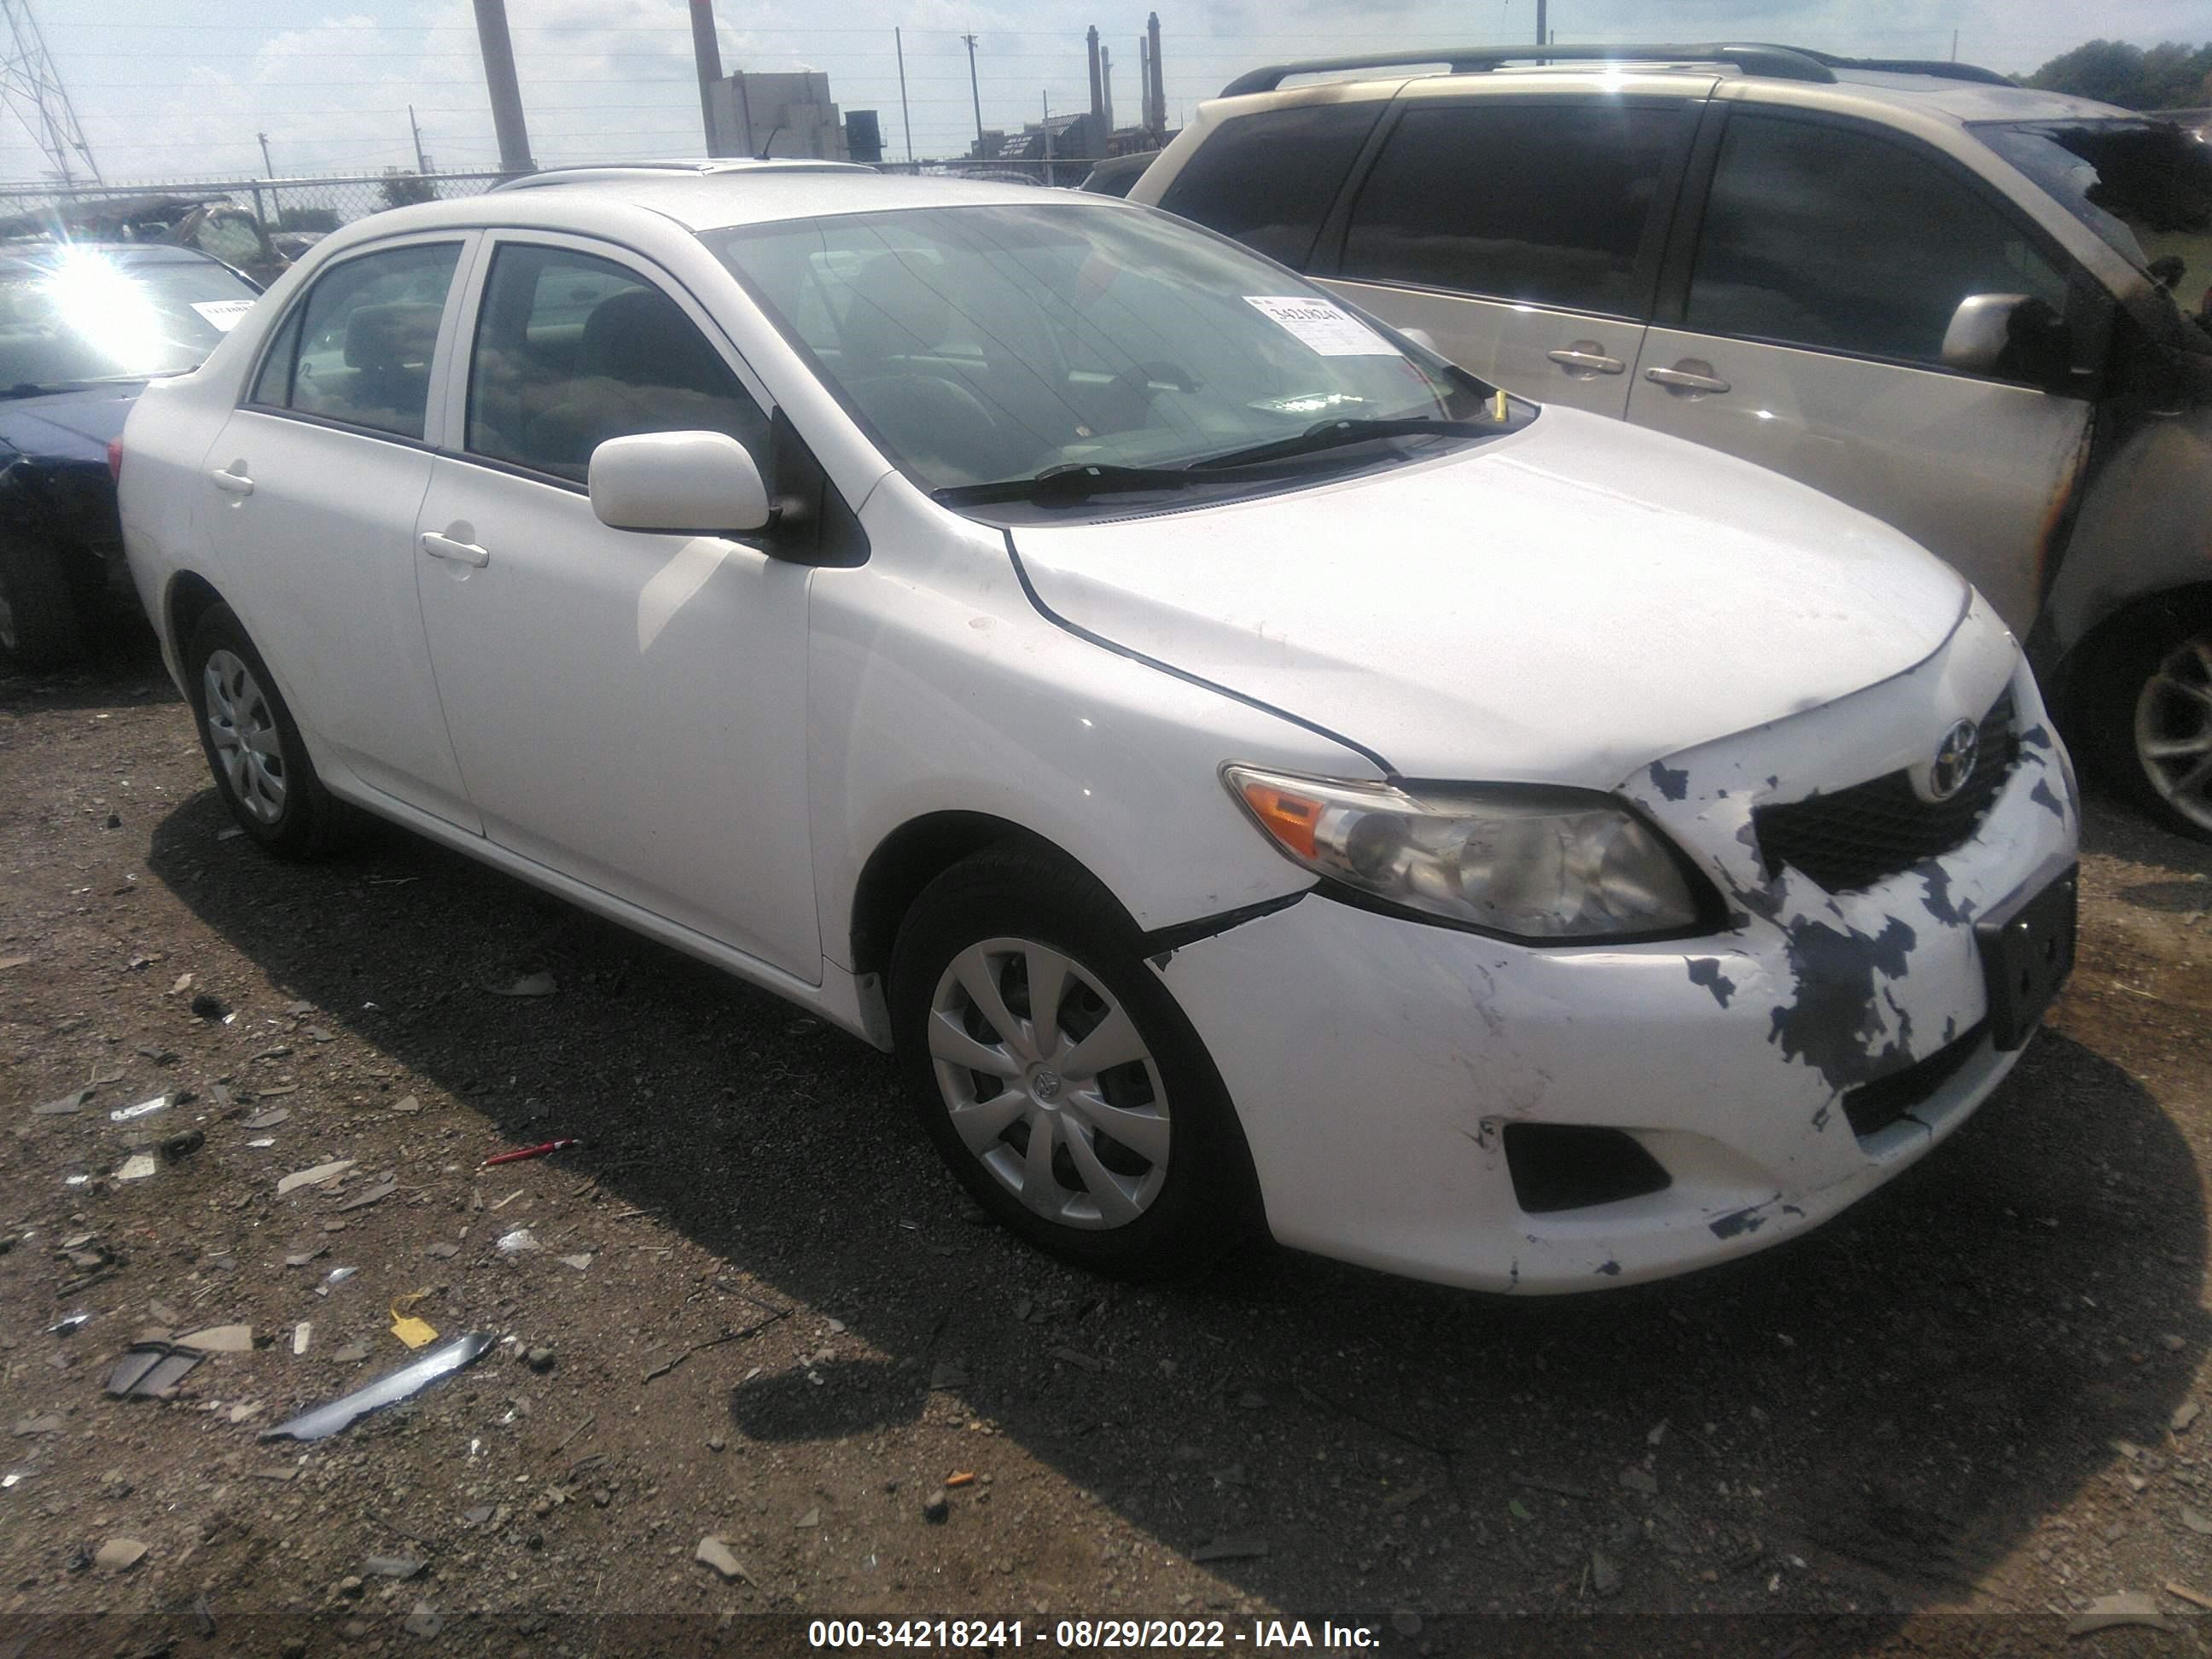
208;468;253;496
1644;364;1732;396
1545;346;1625;375
419;531;490;568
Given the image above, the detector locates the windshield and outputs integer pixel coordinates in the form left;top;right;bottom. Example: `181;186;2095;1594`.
0;246;258;388
706;201;1491;492
1976;118;2212;324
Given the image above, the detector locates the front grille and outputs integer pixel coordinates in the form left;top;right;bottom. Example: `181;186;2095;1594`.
1842;1023;1987;1138
1753;693;2017;894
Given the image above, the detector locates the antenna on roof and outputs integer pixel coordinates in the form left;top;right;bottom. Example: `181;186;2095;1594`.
754;122;785;162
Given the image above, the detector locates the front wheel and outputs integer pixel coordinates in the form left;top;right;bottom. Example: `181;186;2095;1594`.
2083;602;2212;841
888;847;1261;1278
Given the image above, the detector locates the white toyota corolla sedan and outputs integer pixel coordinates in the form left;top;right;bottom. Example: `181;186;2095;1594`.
117;160;2079;1292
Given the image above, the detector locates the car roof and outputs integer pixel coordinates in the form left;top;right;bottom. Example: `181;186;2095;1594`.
358;170;1104;241
491;157;876;193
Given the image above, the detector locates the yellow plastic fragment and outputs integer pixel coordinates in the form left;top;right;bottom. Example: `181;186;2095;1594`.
389;1291;438;1351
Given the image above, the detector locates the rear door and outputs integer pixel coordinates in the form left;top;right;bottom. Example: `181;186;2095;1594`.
1625;108;2100;631
196;234;481;830
1317;91;1701;418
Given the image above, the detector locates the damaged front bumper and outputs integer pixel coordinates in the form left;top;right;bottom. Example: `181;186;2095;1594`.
1155;602;2078;1293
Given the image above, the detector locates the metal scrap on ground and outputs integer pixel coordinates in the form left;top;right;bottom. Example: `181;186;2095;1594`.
260;1332;494;1442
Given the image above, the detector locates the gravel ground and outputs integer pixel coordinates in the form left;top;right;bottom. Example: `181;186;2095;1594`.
4;638;2212;1657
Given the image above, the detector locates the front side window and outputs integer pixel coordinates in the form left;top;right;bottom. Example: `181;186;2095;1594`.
1686;114;2072;372
707;202;1492;495
1155;102;1383;267
465;243;767;483
257;242;461;439
1976;118;2212;335
1340;102;1683;317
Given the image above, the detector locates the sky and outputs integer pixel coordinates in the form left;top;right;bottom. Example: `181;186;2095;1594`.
14;0;2211;188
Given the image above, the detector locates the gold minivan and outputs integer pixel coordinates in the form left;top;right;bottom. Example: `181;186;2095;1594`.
1134;43;2212;838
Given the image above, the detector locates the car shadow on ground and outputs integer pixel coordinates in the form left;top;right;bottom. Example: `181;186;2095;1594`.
132;719;2208;1637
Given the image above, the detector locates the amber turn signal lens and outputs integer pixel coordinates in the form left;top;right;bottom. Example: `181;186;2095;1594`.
1237;778;1325;861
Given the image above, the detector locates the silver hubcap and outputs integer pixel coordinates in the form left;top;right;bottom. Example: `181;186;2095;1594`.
2135;632;2212;834
202;648;287;824
928;936;1169;1230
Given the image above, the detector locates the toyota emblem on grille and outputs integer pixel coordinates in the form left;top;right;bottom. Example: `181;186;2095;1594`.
1927;719;1980;801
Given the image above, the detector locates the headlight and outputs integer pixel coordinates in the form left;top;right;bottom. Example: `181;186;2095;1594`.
1224;765;1709;941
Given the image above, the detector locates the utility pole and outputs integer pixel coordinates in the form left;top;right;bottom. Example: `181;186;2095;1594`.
408;105;429;172
963;33;984;157
0;0;98;187
471;0;536;175
1534;0;1546;46
895;27;912;163
258;131;274;178
1950;28;1959;61
1042;90;1053;187
689;0;728;156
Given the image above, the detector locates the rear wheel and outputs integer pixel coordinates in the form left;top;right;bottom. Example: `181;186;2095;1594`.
888;846;1260;1278
2082;599;2212;841
0;535;86;668
184;604;335;858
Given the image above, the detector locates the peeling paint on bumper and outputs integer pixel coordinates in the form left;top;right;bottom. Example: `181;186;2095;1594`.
1157;602;2077;1293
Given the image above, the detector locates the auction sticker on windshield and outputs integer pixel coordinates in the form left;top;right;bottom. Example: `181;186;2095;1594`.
190;300;256;331
1243;295;1397;356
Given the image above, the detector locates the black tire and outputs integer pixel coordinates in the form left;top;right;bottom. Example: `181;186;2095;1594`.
2078;596;2212;842
888;845;1263;1278
183;603;335;859
0;535;86;668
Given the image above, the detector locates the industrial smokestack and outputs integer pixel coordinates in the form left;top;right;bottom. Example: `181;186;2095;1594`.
1087;25;1104;142
1146;11;1164;135
1100;46;1114;134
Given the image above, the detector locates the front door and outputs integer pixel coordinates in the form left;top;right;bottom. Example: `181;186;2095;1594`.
1626;110;2098;632
412;234;818;977
196;235;481;830
1319;96;1696;418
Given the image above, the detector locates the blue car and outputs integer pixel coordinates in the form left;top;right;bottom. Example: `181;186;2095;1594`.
0;242;261;667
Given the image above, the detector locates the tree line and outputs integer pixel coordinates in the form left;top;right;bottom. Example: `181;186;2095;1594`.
2026;40;2212;110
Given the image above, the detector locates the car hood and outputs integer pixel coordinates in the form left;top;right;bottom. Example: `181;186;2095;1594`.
0;382;143;467
1008;407;1973;784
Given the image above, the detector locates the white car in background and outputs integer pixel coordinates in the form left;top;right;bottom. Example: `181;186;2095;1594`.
117;164;2077;1292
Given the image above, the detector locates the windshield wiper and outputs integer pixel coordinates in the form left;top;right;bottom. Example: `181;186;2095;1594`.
934;462;1218;507
1188;415;1493;472
934;414;1500;509
0;376;142;399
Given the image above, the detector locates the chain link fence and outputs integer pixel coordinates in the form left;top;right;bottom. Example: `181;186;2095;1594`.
0;153;1128;238
0;168;511;239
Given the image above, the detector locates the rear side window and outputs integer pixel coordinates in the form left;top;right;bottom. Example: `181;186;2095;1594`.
1341;102;1683;317
1686;114;2072;370
253;242;461;439
464;242;767;484
1155;102;1382;267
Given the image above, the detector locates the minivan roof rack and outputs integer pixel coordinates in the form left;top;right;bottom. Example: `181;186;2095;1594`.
1793;49;2016;87
1219;43;1842;97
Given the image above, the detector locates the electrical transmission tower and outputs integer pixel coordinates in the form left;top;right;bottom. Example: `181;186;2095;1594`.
0;0;98;185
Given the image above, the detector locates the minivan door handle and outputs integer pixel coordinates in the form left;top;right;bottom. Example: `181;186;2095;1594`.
1644;363;1732;396
1545;345;1625;376
208;467;253;496
419;531;490;568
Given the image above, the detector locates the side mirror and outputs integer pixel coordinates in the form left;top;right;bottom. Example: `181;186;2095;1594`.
1941;293;2069;383
588;431;771;535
